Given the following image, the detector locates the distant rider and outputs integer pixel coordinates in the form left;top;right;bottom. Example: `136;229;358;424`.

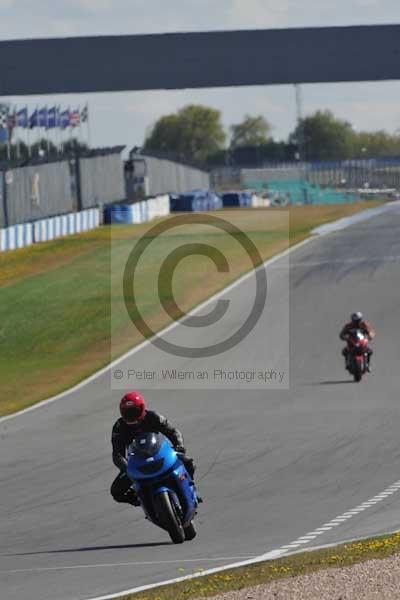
110;391;196;506
340;312;375;372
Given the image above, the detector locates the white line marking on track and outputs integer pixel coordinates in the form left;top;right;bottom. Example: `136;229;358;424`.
311;200;400;235
269;255;400;269
265;478;400;558
0;556;259;575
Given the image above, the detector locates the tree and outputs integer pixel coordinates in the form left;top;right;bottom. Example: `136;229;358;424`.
230;115;272;148
0;137;89;162
61;138;89;155
0;140;29;161
289;110;354;160
353;130;400;157
144;104;226;163
30;138;59;157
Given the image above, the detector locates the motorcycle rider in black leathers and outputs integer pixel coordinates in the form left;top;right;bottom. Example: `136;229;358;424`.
110;391;196;506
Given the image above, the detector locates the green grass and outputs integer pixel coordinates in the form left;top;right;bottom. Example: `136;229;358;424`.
0;202;385;416
116;530;400;600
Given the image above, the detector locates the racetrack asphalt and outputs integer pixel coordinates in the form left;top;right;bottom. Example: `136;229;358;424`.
1;205;400;600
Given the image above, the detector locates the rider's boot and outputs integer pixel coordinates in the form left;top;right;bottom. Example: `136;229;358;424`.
125;489;141;506
342;348;350;370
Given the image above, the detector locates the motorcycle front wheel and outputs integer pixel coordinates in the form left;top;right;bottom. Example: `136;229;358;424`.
353;360;362;382
155;491;185;544
184;521;197;541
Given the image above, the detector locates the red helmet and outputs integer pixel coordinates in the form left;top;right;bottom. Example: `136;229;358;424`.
120;391;146;424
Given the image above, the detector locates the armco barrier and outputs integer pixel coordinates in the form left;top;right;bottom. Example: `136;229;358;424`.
0;222;33;251
0;207;100;252
33;208;100;243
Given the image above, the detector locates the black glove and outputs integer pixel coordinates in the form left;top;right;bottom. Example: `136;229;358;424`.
175;445;186;454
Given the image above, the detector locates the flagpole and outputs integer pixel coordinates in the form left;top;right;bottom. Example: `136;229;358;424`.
60;106;64;154
60;106;64;155
62;106;68;155
79;105;84;151
55;105;60;155
69;107;73;152
46;104;50;155
6;135;11;161
86;102;91;148
27;105;31;158
78;104;82;149
15;105;21;160
59;105;63;155
6;106;11;161
36;104;41;157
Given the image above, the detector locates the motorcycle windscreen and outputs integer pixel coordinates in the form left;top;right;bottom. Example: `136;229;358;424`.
130;432;163;458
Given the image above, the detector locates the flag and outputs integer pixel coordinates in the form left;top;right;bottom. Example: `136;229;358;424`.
70;108;80;127
47;106;57;129
60;109;70;129
16;107;29;128
0;107;8;128
0;106;9;142
29;109;38;129
38;107;48;128
80;104;89;123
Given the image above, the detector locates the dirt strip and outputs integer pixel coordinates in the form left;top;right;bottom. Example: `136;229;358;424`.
205;554;400;599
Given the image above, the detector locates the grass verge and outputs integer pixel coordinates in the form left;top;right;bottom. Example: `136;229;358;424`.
117;530;400;600
0;201;385;416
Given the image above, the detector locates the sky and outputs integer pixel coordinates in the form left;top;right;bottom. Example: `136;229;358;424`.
1;0;400;153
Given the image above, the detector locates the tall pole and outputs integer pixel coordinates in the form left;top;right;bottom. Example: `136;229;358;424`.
77;104;82;149
46;104;51;155
295;84;304;162
69;107;73;153
36;104;41;156
15;105;21;160
6;109;11;161
27;105;32;158
56;105;61;155
86;102;92;148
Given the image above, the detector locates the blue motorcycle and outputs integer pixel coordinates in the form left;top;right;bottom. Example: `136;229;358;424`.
126;432;199;543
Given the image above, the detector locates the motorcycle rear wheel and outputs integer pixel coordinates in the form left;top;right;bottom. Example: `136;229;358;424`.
155;491;185;544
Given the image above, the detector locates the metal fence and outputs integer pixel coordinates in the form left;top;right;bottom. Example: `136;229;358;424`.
241;165;307;186
308;158;400;191
0;149;125;227
80;153;125;209
126;153;210;199
212;158;400;199
1;161;73;227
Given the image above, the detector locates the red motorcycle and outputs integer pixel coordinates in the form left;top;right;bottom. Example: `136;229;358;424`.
346;328;370;382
